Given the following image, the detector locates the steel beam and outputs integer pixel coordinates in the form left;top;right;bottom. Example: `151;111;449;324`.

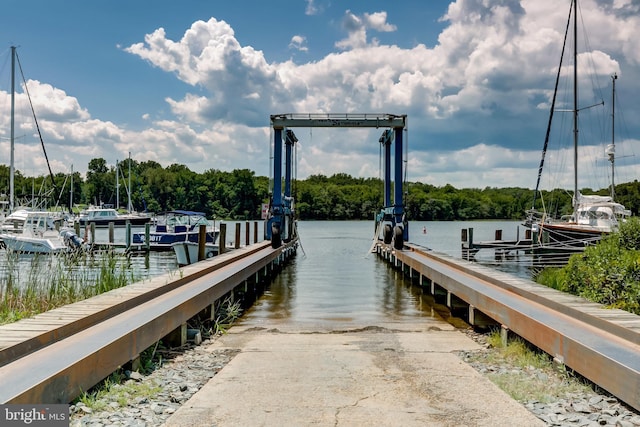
389;243;640;412
0;240;297;404
271;113;406;129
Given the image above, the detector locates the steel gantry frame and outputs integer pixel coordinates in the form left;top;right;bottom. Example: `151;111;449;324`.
266;113;408;249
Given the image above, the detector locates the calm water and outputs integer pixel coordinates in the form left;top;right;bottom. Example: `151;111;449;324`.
0;219;531;324
238;220;529;328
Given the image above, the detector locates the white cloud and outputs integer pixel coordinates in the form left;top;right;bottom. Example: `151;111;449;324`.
289;35;308;52
305;0;319;16
3;0;639;193
363;11;397;33
335;10;396;50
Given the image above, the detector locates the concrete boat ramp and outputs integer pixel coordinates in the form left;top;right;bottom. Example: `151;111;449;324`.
163;319;543;426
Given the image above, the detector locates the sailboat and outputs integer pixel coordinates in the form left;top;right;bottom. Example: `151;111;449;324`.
3;46;63;214
524;0;631;252
0;47;84;252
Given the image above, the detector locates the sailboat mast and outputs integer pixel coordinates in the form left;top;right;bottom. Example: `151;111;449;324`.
116;159;120;210
70;164;74;213
128;152;132;213
10;46;15;213
611;73;617;199
572;0;579;213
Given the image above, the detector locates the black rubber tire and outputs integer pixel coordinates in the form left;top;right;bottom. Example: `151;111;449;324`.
393;225;404;250
271;223;282;248
383;224;393;244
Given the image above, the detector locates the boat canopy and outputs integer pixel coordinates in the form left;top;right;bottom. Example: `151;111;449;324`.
167;210;206;216
577;193;613;205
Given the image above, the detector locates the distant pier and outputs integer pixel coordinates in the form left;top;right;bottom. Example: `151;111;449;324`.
461;227;532;260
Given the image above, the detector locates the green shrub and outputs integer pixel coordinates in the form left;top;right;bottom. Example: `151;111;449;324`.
536;218;640;314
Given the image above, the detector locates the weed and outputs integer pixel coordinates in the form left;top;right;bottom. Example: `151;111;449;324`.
474;329;592;403
213;296;243;335
0;250;143;324
75;372;162;412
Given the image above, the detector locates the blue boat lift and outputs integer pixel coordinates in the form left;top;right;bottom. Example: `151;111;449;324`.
266;113;408;249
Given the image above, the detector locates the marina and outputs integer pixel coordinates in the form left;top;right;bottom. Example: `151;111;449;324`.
2;220;640;420
0;3;639;423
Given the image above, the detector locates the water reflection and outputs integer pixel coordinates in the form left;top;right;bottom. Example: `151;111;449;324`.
239;221;445;328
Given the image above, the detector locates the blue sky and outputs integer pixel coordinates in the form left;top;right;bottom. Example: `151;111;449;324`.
0;0;639;191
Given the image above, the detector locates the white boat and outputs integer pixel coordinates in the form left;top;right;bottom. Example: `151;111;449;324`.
1;211;83;254
172;241;220;266
77;206;151;227
0;209;30;235
524;0;631;251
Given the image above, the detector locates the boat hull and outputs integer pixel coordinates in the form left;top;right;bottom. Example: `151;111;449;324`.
172;241;219;266
132;230;219;251
535;222;607;250
1;235;68;254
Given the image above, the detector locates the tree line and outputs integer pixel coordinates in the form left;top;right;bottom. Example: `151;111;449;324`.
1;158;639;221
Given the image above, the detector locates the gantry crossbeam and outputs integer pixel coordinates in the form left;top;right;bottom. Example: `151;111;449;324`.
271;113;406;129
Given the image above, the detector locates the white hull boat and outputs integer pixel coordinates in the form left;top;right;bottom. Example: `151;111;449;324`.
0;212;83;254
172;241;220;266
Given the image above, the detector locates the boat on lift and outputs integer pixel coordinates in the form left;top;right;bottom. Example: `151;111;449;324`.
131;210;219;251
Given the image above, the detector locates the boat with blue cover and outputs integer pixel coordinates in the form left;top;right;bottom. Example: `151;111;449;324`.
132;210;219;251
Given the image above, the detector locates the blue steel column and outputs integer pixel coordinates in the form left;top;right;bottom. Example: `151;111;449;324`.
383;132;392;208
267;128;283;239
284;130;294;200
282;130;296;242
394;127;408;240
272;128;283;210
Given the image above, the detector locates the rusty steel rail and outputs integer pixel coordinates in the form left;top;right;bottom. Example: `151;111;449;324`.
380;242;640;412
0;240;297;404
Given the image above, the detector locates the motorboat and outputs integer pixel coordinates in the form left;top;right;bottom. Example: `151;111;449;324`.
1;211;83;254
132;210;219;251
77;206;151;227
0;209;30;235
172;241;220;266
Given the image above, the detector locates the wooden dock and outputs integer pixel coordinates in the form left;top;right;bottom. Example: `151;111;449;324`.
461;227;532;260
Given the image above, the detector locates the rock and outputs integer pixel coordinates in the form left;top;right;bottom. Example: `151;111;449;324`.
129;371;144;381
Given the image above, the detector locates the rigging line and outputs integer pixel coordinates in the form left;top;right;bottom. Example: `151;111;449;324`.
532;0;573;210
15;50;59;199
54;173;71;210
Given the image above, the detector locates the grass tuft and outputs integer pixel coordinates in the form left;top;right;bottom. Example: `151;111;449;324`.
472;329;592;403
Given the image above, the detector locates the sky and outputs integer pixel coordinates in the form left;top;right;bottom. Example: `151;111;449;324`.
0;0;639;192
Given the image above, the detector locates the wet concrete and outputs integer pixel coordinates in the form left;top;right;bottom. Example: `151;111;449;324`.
163;319;544;426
